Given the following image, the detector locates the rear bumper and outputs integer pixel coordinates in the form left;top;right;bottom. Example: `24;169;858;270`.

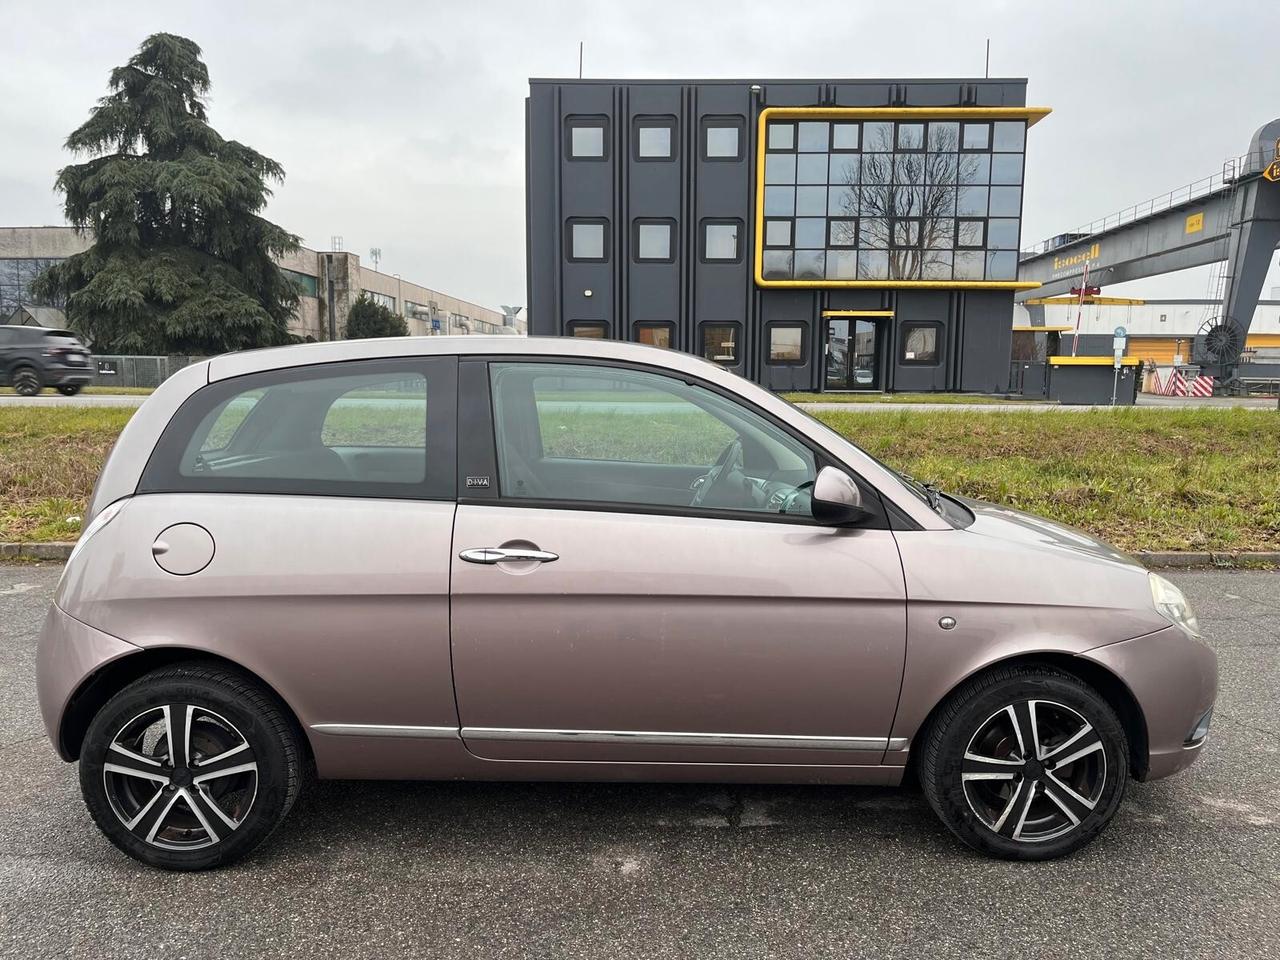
44;364;94;385
1081;625;1218;781
35;604;140;759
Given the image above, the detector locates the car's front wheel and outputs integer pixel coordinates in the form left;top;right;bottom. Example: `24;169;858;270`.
12;366;41;396
919;664;1129;860
79;663;305;870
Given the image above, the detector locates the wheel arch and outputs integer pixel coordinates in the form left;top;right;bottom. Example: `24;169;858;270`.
58;647;313;765
908;651;1150;781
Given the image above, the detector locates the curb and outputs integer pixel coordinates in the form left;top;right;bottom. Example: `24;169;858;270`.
1;542;76;561
1;542;1277;569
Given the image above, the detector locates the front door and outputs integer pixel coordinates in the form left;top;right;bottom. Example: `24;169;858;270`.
449;359;907;766
824;318;880;390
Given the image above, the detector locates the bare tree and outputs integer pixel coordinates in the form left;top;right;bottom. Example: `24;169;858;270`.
833;125;978;280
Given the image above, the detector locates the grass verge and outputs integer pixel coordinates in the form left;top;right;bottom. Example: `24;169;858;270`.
0;385;155;396
1;406;1276;553
781;392;1021;404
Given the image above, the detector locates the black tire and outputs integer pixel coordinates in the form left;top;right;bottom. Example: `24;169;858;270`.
919;664;1128;861
57;384;82;396
12;366;41;396
79;663;304;870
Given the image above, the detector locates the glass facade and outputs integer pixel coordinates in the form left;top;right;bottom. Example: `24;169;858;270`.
362;289;397;311
0;258;64;317
760;118;1026;282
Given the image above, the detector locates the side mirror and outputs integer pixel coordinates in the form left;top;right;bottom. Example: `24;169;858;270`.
811;466;874;526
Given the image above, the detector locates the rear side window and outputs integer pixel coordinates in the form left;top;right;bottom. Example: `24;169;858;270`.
140;358;456;500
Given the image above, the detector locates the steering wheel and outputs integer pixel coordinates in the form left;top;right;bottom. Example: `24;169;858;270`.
690;437;744;508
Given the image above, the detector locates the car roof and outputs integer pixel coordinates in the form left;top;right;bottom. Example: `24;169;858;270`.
207;335;730;383
3;325;77;336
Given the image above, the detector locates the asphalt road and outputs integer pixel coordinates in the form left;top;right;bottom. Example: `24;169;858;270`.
1;565;1277;959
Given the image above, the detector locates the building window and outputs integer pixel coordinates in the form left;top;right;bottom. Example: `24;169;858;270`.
754;111;1026;283
568;321;607;338
700;323;740;365
767;324;805;364
282;268;319;298
701;219;743;262
961;122;991;151
635;322;674;348
362;290;396;311
764;218;793;248
702;117;744;161
634;116;676;160
566;218;609;262
828;219;858;247
956;218;985;249
565;116;608;160
831;123;860;151
767;121;795;151
900;322;941;365
633;219;675;262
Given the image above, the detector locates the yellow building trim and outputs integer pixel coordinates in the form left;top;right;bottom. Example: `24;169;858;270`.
1247;333;1280;348
758;106;1053;126
1049;355;1142;367
822;309;895;317
1023;296;1146;306
752;106;1049;291
1012;324;1075;332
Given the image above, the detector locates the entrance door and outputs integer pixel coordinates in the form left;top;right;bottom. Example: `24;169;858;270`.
824;318;879;390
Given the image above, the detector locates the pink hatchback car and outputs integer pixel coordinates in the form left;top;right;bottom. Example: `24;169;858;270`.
37;336;1216;869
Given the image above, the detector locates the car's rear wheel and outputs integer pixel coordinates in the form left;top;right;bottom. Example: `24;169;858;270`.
79;663;304;870
919;664;1128;860
12;366;41;396
56;384;82;396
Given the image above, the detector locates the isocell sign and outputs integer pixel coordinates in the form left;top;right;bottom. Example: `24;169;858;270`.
1051;242;1101;275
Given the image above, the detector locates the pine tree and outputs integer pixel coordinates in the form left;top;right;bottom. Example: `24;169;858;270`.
32;33;300;354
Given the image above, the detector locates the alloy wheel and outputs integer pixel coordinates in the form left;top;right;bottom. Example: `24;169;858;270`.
102;704;259;850
961;699;1106;843
13;369;40;396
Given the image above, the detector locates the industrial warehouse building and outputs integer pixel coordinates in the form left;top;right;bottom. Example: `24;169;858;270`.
525;77;1048;392
0;226;522;341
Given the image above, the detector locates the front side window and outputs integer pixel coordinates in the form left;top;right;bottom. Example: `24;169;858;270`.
489;362;818;518
140;360;455;499
901;322;941;365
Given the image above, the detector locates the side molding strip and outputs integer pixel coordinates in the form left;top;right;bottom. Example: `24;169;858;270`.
462;727;896;751
310;724;460;739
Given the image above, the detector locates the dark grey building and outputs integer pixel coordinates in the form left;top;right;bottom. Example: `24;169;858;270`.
526;78;1049;392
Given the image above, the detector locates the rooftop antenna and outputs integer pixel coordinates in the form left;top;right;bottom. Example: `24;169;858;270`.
578;41;583;79
370;247;382;271
984;39;990;78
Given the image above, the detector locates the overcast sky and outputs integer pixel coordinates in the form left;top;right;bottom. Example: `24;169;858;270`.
3;0;1278;310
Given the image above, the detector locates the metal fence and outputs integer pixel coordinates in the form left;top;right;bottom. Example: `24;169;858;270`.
90;355;207;389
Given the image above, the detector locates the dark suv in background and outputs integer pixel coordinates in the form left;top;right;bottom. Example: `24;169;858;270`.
0;325;94;395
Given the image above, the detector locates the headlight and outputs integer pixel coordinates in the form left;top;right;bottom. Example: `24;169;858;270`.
1149;572;1200;637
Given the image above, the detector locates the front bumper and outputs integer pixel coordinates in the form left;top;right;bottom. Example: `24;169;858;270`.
36;604;140;759
1080;624;1218;781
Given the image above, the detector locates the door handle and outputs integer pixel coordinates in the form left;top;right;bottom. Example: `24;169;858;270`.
459;547;559;565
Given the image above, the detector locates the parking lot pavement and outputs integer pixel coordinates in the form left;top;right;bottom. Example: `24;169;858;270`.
1;565;1277;960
